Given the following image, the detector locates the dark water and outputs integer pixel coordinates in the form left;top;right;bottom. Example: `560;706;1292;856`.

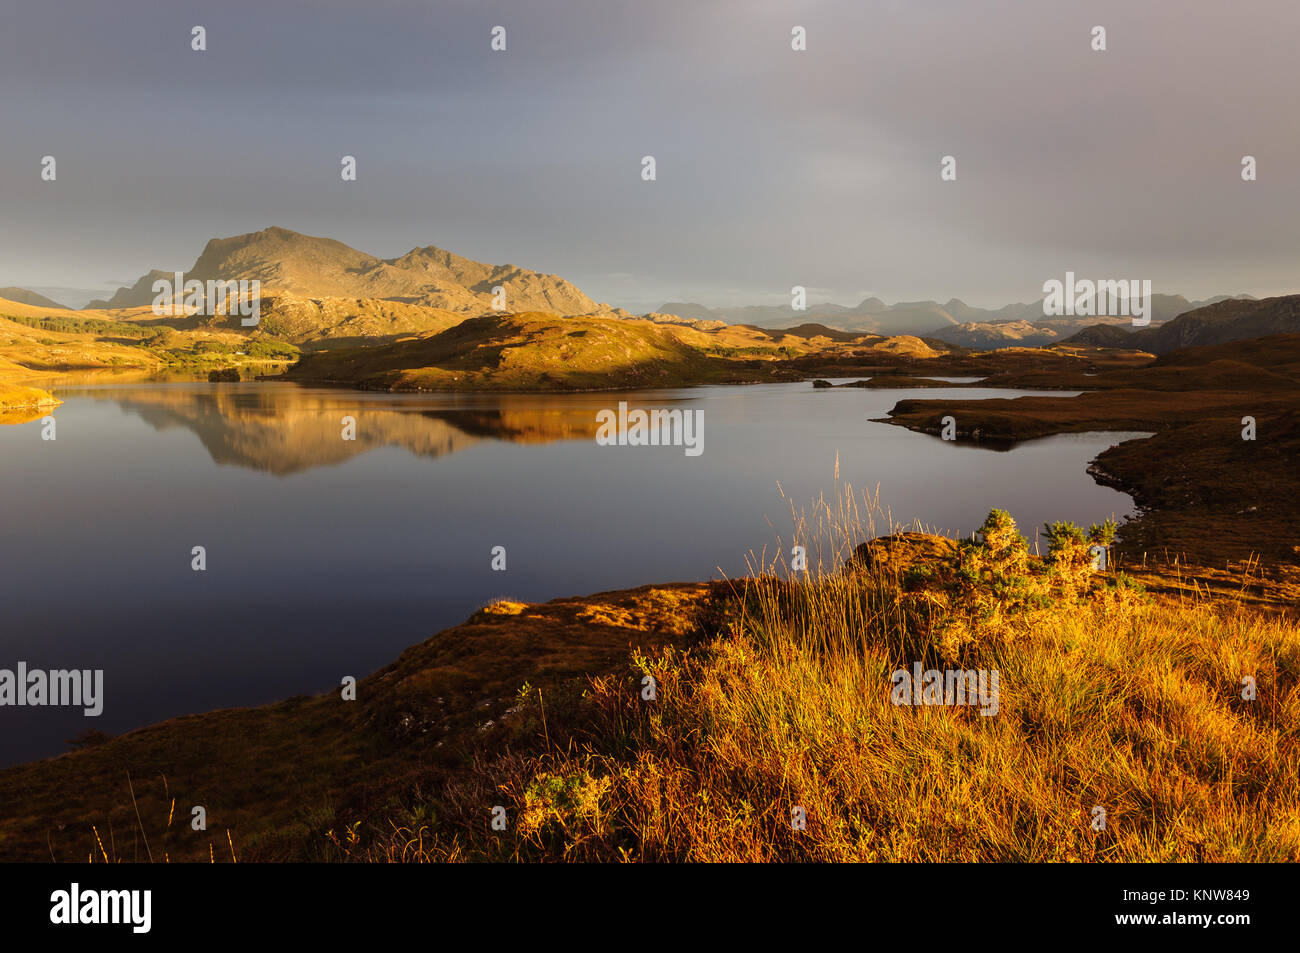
0;378;1147;765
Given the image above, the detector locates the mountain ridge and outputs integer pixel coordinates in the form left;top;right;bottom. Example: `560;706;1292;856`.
662;293;1256;347
0;287;69;310
86;226;602;317
1061;295;1300;354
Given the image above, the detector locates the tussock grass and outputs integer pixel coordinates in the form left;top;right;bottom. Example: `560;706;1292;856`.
367;487;1300;862
76;774;240;864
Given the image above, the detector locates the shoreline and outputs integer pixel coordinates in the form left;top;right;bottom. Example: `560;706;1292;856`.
1;533;1294;862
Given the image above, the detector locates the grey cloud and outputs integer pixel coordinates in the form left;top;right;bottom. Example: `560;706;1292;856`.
1;0;1296;309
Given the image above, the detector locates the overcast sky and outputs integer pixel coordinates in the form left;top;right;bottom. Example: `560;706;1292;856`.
1;0;1296;310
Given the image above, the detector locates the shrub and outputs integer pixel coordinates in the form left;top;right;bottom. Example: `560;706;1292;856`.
360;491;1294;863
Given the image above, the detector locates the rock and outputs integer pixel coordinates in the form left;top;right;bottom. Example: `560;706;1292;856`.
846;532;958;576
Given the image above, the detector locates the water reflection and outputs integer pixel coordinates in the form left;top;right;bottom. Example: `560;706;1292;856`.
0;376;1141;765
41;382;623;474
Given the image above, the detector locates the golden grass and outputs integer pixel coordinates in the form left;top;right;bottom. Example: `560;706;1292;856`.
6;478;1293;863
78;774;239;864
364;488;1300;862
0;381;59;414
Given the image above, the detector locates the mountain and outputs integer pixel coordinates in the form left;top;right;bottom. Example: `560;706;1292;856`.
40;226;1272;353
243;293;467;347
658;299;967;336
659;301;861;328
1055;324;1134;349
935;319;1060;349
656;302;717;321
0;288;69;310
85;227;602;316
659;297;1046;338
1062;295;1300;355
665;293;1256;349
85;270;173;310
928;294;1254;350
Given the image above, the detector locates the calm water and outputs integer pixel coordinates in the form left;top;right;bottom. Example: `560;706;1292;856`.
0;378;1147;765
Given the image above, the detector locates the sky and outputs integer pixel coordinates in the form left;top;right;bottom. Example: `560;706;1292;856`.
1;0;1297;311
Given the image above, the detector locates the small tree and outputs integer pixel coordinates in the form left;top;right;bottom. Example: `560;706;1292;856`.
1043;518;1116;599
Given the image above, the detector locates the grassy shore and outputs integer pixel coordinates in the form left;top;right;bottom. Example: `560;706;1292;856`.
880;334;1300;571
0;381;59;413
355;499;1299;862
283;311;818;391
1;492;1294;863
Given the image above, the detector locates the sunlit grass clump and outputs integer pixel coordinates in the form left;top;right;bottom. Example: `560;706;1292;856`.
368;488;1300;862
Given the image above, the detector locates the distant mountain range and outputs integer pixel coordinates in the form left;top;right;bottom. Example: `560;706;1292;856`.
1062;295;1300;355
661;297;1033;337
662;294;1255;348
0;227;1276;352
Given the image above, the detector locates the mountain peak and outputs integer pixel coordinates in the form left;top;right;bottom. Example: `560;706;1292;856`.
82;228;599;316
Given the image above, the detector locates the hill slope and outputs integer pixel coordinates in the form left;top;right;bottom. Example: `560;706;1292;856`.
1062;295;1300;354
0;287;69;310
284;311;831;391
